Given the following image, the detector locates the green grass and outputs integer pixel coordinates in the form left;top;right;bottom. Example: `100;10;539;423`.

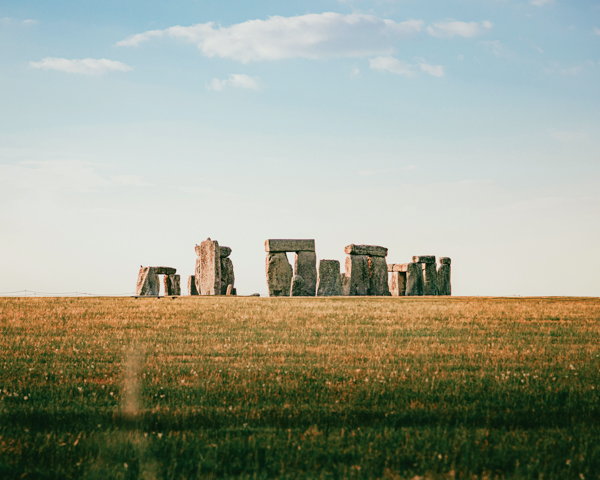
1;296;599;479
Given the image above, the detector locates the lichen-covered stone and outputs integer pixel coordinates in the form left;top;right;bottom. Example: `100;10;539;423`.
440;257;451;265
200;238;221;295
368;256;391;296
422;263;439;295
344;244;388;257
220;257;235;295
265;239;315;253
290;275;306;296
405;262;424;296
136;267;158;296
343;255;370;296
220;246;232;258
188;275;199;295
172;275;181;296
438;264;451;295
316;260;342;296
412;256;436;264
266;252;293;297
154;266;176;275
389;271;407;296
295;251;317;296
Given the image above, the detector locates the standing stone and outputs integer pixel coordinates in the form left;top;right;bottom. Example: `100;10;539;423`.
295;251;317;296
188;275;199;295
316;260;342;296
173;275;181;296
405;262;424;296
440;257;451;265
266;252;293;297
389;272;407;296
290;275;305;296
220;246;232;258
438;263;451;296
220;257;235;295
343;255;370;296
200;238;221;295
422;263;439;296
226;284;233;295
194;245;202;295
136;267;158;296
368;256;391;296
341;273;349;295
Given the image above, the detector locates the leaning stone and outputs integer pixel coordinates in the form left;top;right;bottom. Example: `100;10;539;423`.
200;238;221;295
438;264;451;295
412;256;436;264
316;260;342;296
369;256;391;296
154;266;177;275
226;284;233;295
343;255;370;296
290;275;306;296
188;275;199;295
266;252;293;297
265;239;315;253
389;271;407;296
440;257;451;265
136;267;158;296
295;251;317;296
220;257;235;295
344;244;388;257
422;263;439;296
405;262;424;296
220;246;232;258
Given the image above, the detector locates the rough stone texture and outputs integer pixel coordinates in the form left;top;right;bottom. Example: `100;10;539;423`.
220;246;232;258
290;275;306;297
343;255;370;296
341;273;350;295
266;252;293;297
344;244;388;257
226;284;233;296
164;274;180;295
405;262;424;296
188;275;199;296
389;271;407;296
369;256;391;296
412;256;436;264
438;264;451;296
194;245;202;256
422;263;439;296
154;266;177;275
316;260;342;296
265;239;315;253
136;267;158;296
387;263;411;272
172;275;181;296
220;257;235;295
194;256;202;297
249;293;260;297
295;251;317;296
200;238;221;295
440;257;451;265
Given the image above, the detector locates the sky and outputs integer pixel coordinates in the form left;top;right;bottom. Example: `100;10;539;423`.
1;0;599;297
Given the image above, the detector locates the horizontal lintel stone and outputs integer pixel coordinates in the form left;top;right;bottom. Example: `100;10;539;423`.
265;239;315;253
153;266;176;275
439;257;451;265
344;244;388;257
412;256;436;264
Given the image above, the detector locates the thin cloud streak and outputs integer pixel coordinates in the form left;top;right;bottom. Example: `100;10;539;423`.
29;57;132;75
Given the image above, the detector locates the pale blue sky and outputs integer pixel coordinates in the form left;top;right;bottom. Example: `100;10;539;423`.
1;0;599;296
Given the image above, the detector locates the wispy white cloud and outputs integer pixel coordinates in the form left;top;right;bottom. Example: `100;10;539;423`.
350;66;361;77
117;13;423;62
531;0;554;6
369;56;444;77
206;74;260;91
419;62;445;77
427;20;493;38
29;57;133;75
481;40;513;58
22;19;38;26
1;17;38;27
544;62;583;75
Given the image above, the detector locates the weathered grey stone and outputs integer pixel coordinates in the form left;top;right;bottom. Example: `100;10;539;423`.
344;244;388;257
422;263;439;295
266;252;293;297
220;257;235;295
200;238;221;295
172;275;181;296
389;271;407;296
438;264;451;295
316;260;342;296
226;284;233;295
440;257;451;265
220;246;232;258
249;293;260;297
154;266;176;275
265;239;315;253
405;262;424;296
369;256;391;296
295;251;317;296
412;256;436;264
387;263;410;273
341;273;350;295
136;267;158;296
194;256;202;296
188;275;199;295
290;275;305;296
343;255;370;296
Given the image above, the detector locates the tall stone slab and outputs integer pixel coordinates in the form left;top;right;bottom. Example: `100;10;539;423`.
422;263;439;296
290;275;305;296
316;260;342;296
165;274;181;296
405;262;424;296
188;275;199;296
220;257;235;295
368;256;391;296
343;255;370;296
266;252;293;297
295;251;317;296
194;245;202;295
136;267;158;296
389;271;407;296
200;238;221;295
438;263;451;296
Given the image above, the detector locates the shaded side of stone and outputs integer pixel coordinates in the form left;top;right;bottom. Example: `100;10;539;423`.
422;263;439;296
136;267;158;296
316;260;342;296
188;275;199;296
344;244;388;257
344;255;370;296
438;264;451;296
405;262;424;296
412;256;436;264
200;238;221;295
266;252;293;297
440;257;451;265
295;251;317;296
290;275;305;297
341;273;350;296
154;266;176;275
389;271;407;296
220;257;235;295
220;246;232;258
368;256;391;296
265;239;315;253
172;275;181;296
194;256;202;296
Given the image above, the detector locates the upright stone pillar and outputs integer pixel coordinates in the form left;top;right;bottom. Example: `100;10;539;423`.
200;238;221;295
220;246;235;295
266;252;293;297
343;254;370;296
194;245;202;296
343;244;389;296
438;257;451;296
136;267;159;296
164;275;175;295
388;264;407;296
405;262;424;296
188;275;199;295
369;256;391;296
316;260;342;296
413;256;438;296
295;251;317;296
290;275;306;296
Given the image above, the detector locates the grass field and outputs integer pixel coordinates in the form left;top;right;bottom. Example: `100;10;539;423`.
1;296;599;479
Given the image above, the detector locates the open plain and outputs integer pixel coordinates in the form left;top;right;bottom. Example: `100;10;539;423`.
1;296;599;479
